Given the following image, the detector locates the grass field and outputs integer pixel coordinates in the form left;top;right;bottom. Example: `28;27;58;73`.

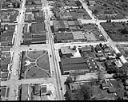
21;50;50;79
36;54;50;70
25;66;49;79
27;50;46;60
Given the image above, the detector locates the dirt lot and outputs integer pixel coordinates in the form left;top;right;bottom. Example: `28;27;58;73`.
81;24;105;41
20;50;50;79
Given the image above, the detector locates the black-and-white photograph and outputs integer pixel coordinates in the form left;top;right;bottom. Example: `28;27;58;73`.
0;0;128;101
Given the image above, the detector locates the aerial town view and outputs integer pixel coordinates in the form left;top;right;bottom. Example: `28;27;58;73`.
1;0;128;101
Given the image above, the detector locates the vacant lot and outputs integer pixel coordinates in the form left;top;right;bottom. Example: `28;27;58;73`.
101;22;128;41
81;24;105;41
20;50;50;79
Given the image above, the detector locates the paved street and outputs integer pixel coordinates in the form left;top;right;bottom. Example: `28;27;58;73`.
43;0;64;99
54;41;108;49
113;42;128;45
6;0;26;100
1;78;55;86
79;0;128;64
1;0;128;101
79;19;128;24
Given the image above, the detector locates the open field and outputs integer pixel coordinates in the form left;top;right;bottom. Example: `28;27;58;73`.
20;50;50;79
25;66;49;79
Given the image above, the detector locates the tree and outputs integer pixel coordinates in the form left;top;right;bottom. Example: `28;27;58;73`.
106;19;111;23
107;66;117;74
80;84;92;100
99;43;103;48
64;76;73;85
121;0;125;2
75;1;82;7
97;70;105;82
64;91;71;100
92;9;98;15
72;46;76;50
73;84;92;100
74;91;84;100
121;28;128;34
46;90;52;95
86;0;90;6
113;63;128;80
103;4;107;7
122;63;128;76
116;53;122;59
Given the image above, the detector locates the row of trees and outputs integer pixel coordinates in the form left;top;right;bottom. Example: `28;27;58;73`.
113;63;128;81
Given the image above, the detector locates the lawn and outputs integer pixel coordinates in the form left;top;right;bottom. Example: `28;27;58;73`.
25;66;49;79
36;53;50;70
27;50;46;60
21;50;50;79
